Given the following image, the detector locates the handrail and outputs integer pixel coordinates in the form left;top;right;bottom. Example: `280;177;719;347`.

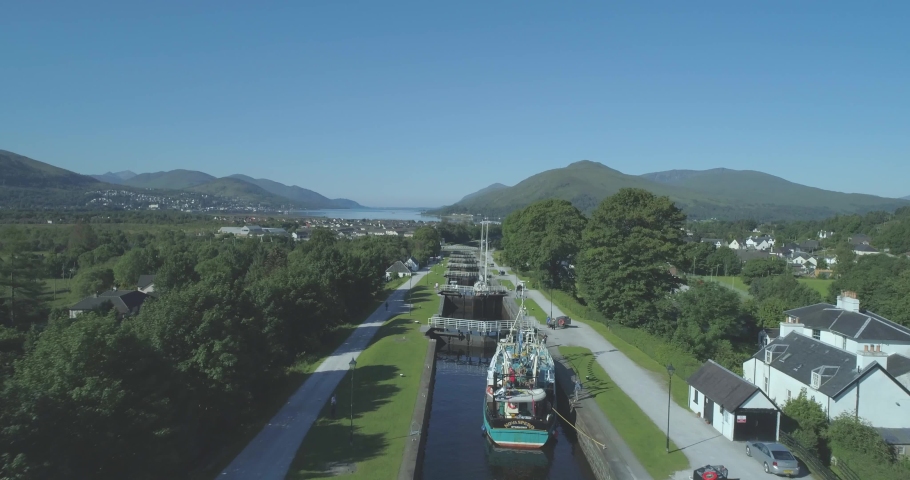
426;316;536;334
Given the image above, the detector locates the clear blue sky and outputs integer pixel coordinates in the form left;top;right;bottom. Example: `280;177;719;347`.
2;2;908;207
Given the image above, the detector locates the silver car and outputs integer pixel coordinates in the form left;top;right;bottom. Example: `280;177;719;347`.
745;441;800;476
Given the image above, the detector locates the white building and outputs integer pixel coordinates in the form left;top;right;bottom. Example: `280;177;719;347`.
688;360;780;442
743;291;910;429
853;244;880;256
728;239;744;250
405;257;420;272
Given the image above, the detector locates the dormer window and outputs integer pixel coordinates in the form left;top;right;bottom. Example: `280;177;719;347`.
810;372;821;389
810;365;839;390
812;329;821;341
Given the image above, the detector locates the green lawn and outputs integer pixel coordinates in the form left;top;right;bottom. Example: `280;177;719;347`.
712;275;750;293
522;297;549;324
798;278;833;298
498;279;514;290
285;263;447;479
560;347;690;479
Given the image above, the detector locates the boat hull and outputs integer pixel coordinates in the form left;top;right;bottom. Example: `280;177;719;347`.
482;401;553;449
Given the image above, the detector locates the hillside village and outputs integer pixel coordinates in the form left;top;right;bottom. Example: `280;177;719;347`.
215;216;434;240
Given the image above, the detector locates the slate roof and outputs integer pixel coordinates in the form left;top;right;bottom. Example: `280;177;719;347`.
876;428;910;446
688;360;767;411
853;244;879;253
753;333;860;398
784;303;910;342
137;275;156;289
736;250;771;262
701;238;723;244
849;234;871;245
385;261;411;274
887;354;910;378
71;289;149;316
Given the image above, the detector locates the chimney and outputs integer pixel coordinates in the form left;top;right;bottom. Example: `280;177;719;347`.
837;291;861;312
780;316;804;338
856;343;887;371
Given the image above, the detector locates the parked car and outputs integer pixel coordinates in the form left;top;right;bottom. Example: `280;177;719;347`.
745;442;799;476
690;465;728;480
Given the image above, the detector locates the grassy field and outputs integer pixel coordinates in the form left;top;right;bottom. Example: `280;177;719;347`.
285;262;447;479
498;278;514;290
522;297;549;324
560;347;689;479
711;275;750;293
798;278;833;298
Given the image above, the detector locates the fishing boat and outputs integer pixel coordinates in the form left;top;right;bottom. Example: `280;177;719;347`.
482;294;557;449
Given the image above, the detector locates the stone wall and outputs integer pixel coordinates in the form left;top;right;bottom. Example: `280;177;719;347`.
397;339;438;480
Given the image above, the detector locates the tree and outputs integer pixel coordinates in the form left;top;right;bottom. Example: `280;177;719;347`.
741;257;788;284
114;247;159;288
72;266;115;297
781;390;828;456
706;246;742;276
673;281;744;359
578;188;685;327
501;199;587;289
410;226;441;265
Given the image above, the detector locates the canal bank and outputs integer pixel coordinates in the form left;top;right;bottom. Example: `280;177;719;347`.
551;349;652;480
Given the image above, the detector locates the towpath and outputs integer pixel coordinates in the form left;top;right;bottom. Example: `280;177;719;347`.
490;254;774;480
218;270;429;479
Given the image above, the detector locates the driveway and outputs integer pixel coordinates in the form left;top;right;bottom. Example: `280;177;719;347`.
218;270;430;479
487;252;774;480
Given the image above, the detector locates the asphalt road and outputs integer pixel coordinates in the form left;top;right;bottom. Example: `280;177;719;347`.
487;252;777;480
218;270;429;479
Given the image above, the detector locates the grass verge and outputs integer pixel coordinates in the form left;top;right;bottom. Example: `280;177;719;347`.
560;346;689;479
285;263;447;479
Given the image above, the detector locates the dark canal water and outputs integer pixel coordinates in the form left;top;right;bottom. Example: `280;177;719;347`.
421;340;596;480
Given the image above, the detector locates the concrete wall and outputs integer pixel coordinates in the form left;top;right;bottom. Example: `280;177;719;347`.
398;339;438;480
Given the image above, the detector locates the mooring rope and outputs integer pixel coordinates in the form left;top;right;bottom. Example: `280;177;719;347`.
553;408;607;450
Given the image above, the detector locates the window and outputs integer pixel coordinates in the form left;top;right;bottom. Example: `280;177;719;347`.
764;376;769;392
787;390;792;401
813;329;821;340
693;390;699;404
842;335;847;349
896;446;906;456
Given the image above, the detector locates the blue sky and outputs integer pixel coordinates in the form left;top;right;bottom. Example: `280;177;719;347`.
2;2;908;207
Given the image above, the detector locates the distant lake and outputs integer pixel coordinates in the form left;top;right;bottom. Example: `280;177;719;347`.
290;208;439;221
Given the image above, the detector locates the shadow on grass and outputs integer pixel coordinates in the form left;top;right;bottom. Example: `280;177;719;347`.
287;364;401;479
562;351;612;400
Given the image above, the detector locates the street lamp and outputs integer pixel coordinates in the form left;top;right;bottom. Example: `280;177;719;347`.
666;363;675;453
349;357;357;447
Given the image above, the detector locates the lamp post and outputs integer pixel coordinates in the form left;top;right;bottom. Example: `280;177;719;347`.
666;363;675;453
349;357;357;447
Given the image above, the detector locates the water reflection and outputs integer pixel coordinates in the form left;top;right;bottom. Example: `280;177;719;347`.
421;345;595;480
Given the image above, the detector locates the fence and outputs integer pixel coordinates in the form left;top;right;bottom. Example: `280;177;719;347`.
778;431;860;480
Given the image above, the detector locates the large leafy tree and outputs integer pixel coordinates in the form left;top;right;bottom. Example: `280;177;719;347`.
71;266;115;297
706;246;742;276
673;281;744;359
410;226;441;265
578;188;685;327
741;257;788;284
0;227;46;328
501;199;586;289
678;241;716;275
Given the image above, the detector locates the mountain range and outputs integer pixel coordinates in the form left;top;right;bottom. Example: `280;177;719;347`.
438;161;910;221
0;149;360;210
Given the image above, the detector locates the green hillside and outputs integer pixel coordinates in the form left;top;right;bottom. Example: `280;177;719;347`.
437;161;909;221
124;170;215;189
458;183;509;203
227;174;361;208
188;177;294;206
0;150;100;189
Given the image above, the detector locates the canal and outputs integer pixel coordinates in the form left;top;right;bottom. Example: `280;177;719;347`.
421;339;596;480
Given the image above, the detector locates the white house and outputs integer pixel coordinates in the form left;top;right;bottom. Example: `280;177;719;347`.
824;255;838;266
292;231;309;241
688;360;780;442
218;225;264;236
405;257;420;272
742;291;910;429
728;239;744;250
137;275;155;294
385;261;412;280
818;230;834;239
791;254;818;267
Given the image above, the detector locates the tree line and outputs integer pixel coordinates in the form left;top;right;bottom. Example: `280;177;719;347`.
501;190;910;475
0;221;442;478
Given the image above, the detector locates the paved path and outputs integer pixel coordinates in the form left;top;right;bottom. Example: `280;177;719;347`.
489;253;771;480
218;270;429;479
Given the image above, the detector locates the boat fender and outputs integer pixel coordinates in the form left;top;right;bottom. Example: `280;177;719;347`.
486;386;494;396
507;402;518;409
